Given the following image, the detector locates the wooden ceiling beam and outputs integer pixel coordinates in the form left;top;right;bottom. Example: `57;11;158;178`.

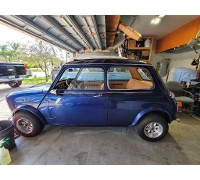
105;15;120;47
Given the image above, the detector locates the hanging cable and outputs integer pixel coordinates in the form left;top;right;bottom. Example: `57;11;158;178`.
130;15;137;28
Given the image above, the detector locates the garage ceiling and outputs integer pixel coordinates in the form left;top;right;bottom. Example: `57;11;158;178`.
0;15;199;53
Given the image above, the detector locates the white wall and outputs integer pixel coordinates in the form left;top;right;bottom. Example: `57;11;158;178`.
151;40;198;70
150;40;199;82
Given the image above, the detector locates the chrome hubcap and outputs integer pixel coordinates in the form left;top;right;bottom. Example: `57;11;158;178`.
144;122;163;138
16;118;33;134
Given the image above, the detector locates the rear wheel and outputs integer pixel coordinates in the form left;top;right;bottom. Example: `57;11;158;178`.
12;111;44;137
8;80;22;88
136;113;169;142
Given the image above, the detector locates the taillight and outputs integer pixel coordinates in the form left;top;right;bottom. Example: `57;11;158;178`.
24;65;27;73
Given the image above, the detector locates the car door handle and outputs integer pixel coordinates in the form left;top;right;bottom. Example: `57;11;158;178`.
93;94;102;98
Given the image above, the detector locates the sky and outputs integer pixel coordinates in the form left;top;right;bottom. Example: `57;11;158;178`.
0;23;67;60
0;23;35;45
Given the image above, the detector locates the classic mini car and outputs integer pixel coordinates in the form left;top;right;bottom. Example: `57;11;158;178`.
6;56;179;141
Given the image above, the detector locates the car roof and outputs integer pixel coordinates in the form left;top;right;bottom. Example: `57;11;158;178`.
66;56;152;66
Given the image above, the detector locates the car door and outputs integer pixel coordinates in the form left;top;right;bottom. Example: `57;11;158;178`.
38;66;107;126
106;66;154;126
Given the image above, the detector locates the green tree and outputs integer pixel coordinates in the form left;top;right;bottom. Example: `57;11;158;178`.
0;44;10;62
0;42;22;62
7;42;21;62
21;40;65;82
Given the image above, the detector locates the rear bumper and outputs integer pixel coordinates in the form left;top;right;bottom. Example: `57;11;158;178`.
0;76;24;83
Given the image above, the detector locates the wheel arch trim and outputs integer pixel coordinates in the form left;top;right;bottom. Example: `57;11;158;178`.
130;107;172;126
12;105;48;125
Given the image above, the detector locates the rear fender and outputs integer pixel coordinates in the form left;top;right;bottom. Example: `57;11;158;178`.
12;105;48;125
130;107;172;126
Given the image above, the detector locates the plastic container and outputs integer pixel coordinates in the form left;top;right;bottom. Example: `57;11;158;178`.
0;138;12;165
177;102;182;112
144;39;150;47
0;120;15;150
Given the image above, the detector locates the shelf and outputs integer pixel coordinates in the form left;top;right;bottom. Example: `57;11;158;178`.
126;35;154;62
128;47;151;50
163;44;200;54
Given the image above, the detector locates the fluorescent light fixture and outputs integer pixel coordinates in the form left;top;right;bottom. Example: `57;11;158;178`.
158;15;165;18
151;15;165;25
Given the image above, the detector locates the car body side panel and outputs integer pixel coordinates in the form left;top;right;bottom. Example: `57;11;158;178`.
38;90;107;125
107;89;173;126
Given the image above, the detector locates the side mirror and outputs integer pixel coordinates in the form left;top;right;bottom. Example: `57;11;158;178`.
50;89;57;95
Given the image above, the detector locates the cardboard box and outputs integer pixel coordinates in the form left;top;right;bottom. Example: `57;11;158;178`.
142;51;149;56
118;21;142;41
128;54;137;59
128;39;136;49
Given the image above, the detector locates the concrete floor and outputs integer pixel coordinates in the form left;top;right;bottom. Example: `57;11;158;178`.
7;112;200;165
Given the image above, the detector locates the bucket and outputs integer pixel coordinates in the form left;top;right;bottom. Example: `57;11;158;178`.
0;120;16;150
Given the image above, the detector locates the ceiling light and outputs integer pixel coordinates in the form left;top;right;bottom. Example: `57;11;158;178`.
151;17;160;24
151;15;165;25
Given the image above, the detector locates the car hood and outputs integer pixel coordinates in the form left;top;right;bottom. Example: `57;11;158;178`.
25;82;52;93
6;83;52;111
10;83;51;95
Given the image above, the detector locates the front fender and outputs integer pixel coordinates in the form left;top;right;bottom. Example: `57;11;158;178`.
130;107;172;126
12;105;48;125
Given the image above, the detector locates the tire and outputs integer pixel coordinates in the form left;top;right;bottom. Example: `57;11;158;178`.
12;111;45;137
136;113;169;142
8;80;22;88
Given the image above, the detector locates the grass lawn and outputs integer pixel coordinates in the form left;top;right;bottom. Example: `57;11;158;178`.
22;76;52;85
31;68;52;72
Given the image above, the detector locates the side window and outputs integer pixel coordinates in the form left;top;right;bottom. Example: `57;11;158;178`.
108;67;132;81
108;66;132;89
54;67;104;90
59;68;80;80
137;68;151;80
108;66;153;90
77;68;104;90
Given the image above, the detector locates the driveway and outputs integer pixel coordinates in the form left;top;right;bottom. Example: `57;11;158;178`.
0;84;33;120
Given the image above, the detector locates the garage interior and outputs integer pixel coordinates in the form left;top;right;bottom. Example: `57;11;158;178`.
1;14;200;168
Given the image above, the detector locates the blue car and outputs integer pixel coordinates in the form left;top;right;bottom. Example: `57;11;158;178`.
6;56;179;141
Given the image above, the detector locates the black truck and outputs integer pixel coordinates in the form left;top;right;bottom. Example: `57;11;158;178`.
0;63;27;87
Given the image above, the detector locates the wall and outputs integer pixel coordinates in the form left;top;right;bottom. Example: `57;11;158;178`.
151;40;199;82
156;17;200;53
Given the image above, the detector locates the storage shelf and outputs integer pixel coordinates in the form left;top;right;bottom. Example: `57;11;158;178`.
126;35;154;62
128;47;151;50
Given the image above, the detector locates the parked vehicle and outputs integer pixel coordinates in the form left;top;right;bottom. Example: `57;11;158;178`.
0;63;27;87
6;56;179;141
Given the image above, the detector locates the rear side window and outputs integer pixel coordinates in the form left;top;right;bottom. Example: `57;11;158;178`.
108;66;153;90
108;67;132;81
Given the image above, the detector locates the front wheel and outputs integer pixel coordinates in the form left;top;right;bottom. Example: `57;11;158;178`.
136;113;169;142
12;111;45;137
